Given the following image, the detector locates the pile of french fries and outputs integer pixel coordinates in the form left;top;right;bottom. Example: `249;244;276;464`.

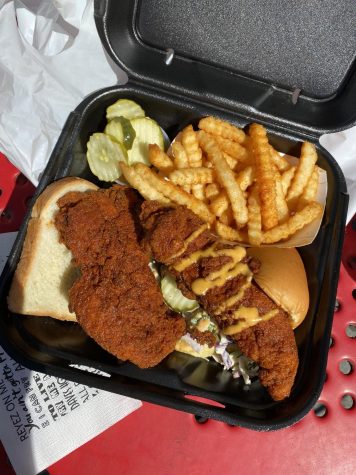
120;117;323;245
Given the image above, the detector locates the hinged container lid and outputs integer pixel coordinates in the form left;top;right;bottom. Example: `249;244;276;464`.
102;1;356;134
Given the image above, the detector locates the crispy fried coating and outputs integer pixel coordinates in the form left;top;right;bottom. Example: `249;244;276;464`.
234;313;298;401
140;200;214;264
55;186;185;368
140;201;298;400
189;327;217;348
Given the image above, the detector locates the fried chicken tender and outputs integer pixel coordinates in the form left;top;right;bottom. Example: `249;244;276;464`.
140;201;298;400
55;186;185;368
140;200;213;264
234;313;298;401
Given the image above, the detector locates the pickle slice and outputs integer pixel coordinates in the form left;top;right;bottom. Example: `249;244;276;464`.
128;117;165;166
86;133;128;182
105;117;136;150
161;274;199;312
106;99;145;121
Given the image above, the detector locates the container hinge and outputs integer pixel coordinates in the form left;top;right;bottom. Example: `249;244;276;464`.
291;87;302;105
165;48;175;66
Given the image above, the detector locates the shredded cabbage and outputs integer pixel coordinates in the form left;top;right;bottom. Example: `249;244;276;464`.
230;351;259;384
212;336;259;384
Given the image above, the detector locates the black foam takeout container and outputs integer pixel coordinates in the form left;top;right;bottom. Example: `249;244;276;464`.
0;0;352;430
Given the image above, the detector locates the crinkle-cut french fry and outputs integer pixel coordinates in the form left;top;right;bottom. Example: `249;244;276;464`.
169;167;214;185
198;131;248;226
234;156;256;173
133;163;214;224
148;144;174;175
162;119;324;246
171;141;189;169
120;162;169;203
247;185;262;246
203;152;236;170
213;135;249;161
248;123;268;140
205;183;220;200
181;125;202;167
192;184;205;201
281;166;296;196
287;142;318;209
297;167;319;211
269;146;290;171
249;123;278;230
219;206;234;226
207;187;232;217
215;221;248;243
236;166;254;191
219;213;229;226
275;171;289;223
204;159;214;169
222;152;238;170
210;191;229;217
198;117;246;144
262;202;323;243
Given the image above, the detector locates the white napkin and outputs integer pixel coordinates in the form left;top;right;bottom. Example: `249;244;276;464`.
0;232;141;475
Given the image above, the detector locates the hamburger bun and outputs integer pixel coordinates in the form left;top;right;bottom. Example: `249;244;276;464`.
247;247;309;329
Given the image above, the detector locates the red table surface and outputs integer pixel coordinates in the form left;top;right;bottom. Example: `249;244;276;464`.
0;153;355;475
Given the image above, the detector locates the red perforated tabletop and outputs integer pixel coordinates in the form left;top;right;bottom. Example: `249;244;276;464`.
0;152;355;475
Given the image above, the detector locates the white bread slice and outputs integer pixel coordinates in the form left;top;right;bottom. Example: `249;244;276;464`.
8;177;98;321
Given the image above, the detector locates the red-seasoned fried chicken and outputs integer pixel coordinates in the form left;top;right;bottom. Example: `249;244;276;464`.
234;313;298;401
140;200;298;400
55;186;185;368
